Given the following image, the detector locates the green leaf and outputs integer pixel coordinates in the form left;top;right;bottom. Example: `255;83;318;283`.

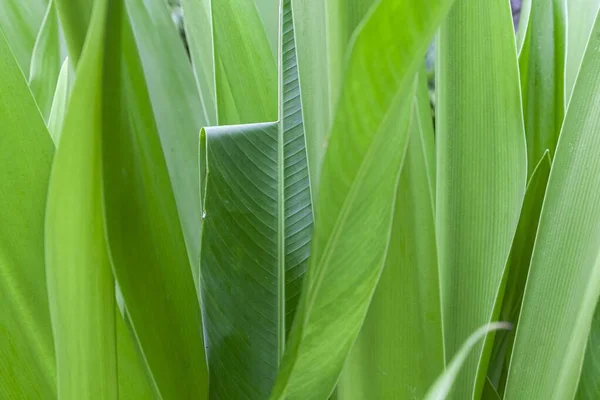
436;0;527;397
28;0;65;121
291;0;376;193
54;0;93;65
577;302;600;399
101;0;208;398
486;151;551;393
44;0;118;397
47;58;70;144
126;0;208;284
200;1;313;397
254;0;278;56
0;27;56;400
482;377;501;400
0;0;48;72
337;70;442;400
518;0;566;174
566;0;600;101
271;1;455;398
504;11;600;399
180;0;217;126
212;0;276;124
424;323;511;400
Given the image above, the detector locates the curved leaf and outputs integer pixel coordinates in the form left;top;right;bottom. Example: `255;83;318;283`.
436;0;527;397
47;58;70;143
337;70;442;400
200;2;312;397
271;1;456;398
505;10;600;399
0;27;55;400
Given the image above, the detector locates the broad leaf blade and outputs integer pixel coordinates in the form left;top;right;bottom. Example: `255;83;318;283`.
200;2;313;397
337;70;442;400
518;0;566;173
44;0;118;397
436;0;527;397
101;1;208;398
0;27;56;400
505;11;600;399
126;0;208;284
486;152;551;393
271;1;456;398
28;0;64;121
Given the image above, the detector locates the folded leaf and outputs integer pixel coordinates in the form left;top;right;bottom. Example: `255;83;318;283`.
436;0;527;397
0;26;56;400
505;10;600;399
271;1;456;398
44;0;118;397
337;70;442;400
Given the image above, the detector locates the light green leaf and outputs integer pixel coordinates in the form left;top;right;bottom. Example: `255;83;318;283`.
291;0;376;193
54;0;93;65
436;0;527;397
518;0;566;174
424;323;511;400
200;1;313;397
212;0;276;124
180;0;217;126
254;0;278;56
0;27;56;400
28;0;64;121
505;10;600;399
337;70;442;400
0;0;48;72
47;57;70;144
566;0;600;101
126;0;207;284
486;151;551;393
44;0;118;397
101;1;208;398
271;1;455;398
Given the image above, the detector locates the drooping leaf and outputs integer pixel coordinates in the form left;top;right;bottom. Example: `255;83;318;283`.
504;10;600;399
0;0;48;72
44;0;118;396
518;0;566;174
212;0;276;124
126;0;208;284
101;0;208;398
28;0;65;121
486;151;551;393
200;1;313;397
271;1;456;398
0;27;56;400
436;0;527;397
424;323;511;400
180;0;217;126
47;57;70;143
565;0;600;101
337;70;442;400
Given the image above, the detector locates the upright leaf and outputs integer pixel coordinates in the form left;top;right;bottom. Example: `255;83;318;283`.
486;152;551;393
565;0;600;100
212;0;276;124
101;0;208;398
29;0;65;121
47;58;70;143
436;0;527;397
0;28;55;400
337;70;442;400
200;1;313;397
518;0;566;174
54;0;93;65
0;0;48;72
180;0;217;125
44;0;118;397
577;303;600;399
126;0;208;284
505;11;600;399
271;1;456;398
